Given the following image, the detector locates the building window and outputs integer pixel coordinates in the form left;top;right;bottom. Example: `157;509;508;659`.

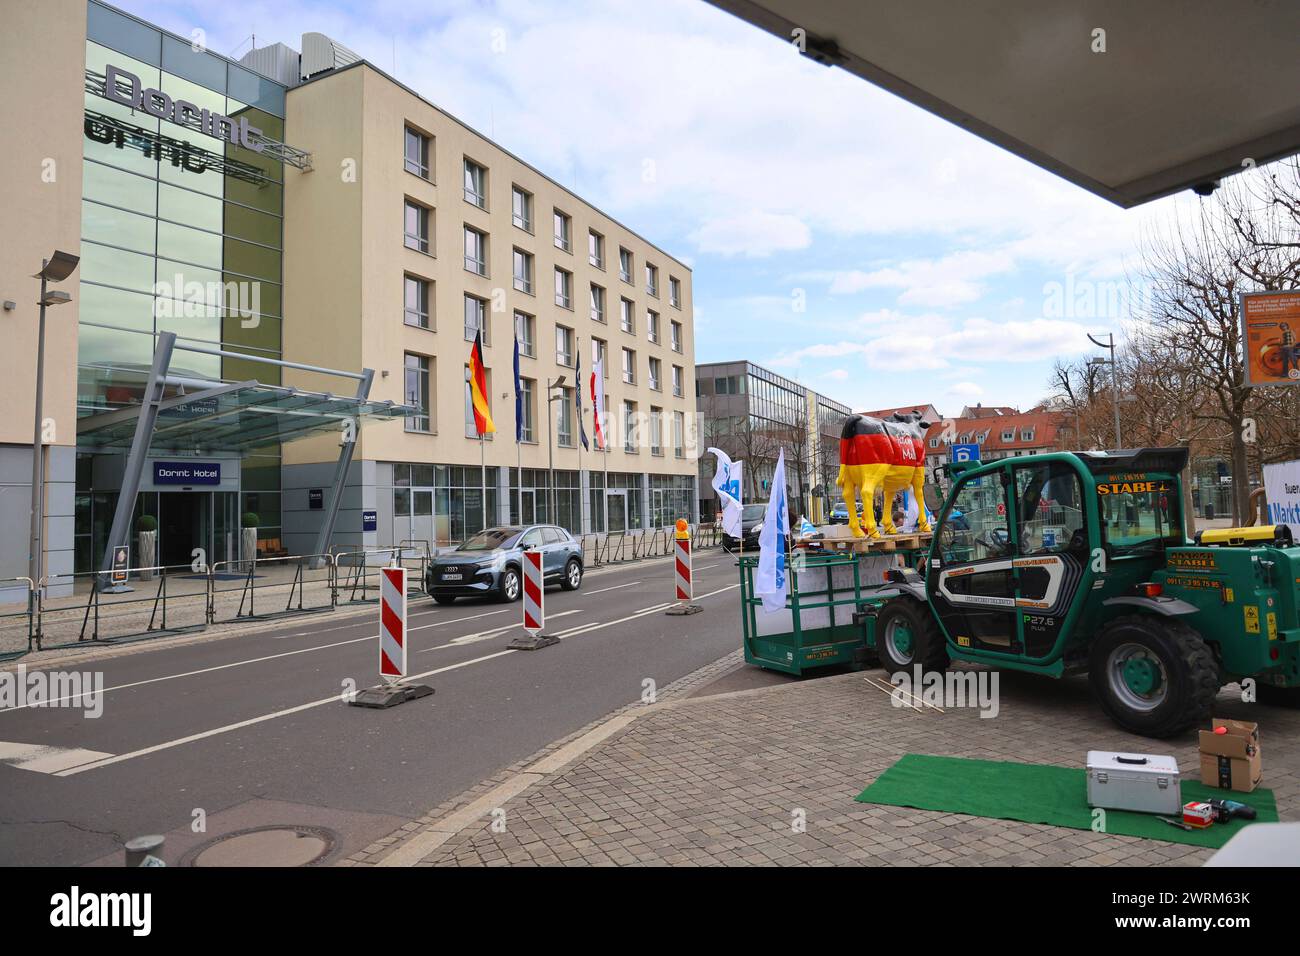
620;298;635;334
404;200;430;253
514;310;535;357
673;410;685;457
1002;430;1014;442
519;377;535;442
588;229;604;268
649;406;662;455
592;337;608;376
464;226;487;276
557;388;574;447
513;248;533;294
405;127;431;180
619;247;632;283
553;209;571;252
404;275;430;329
647;310;660;344
622;347;636;385
556;324;575;367
671;364;683;397
404;353;431;432
465;364;493;438
464;294;489;344
1022;429;1035;442
512;185;532;231
554;267;572;309
623;399;638;452
669;275;681;308
463;158;487;208
590;283;605;323
645;262;658;297
670;319;682;353
649;356;662;391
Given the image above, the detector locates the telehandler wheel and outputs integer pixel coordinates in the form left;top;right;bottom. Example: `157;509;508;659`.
1088;614;1219;738
1258;684;1300;708
875;598;949;676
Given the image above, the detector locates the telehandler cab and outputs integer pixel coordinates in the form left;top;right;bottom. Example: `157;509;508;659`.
870;447;1300;737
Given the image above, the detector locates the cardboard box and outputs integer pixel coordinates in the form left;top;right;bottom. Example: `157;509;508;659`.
1198;718;1262;792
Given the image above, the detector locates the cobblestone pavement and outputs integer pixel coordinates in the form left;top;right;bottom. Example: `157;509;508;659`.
348;655;1298;867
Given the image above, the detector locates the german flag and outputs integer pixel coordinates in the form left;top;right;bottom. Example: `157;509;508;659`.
468;330;495;435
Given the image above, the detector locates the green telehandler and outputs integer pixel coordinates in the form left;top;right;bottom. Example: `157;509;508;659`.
866;447;1300;738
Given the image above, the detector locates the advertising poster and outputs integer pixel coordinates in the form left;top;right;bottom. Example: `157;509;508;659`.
1263;459;1300;539
1242;290;1300;386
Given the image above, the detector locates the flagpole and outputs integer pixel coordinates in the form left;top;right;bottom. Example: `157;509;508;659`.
480;433;487;531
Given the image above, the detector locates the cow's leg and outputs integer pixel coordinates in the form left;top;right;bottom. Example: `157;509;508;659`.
912;467;931;533
842;466;865;538
861;464;889;539
880;469;908;535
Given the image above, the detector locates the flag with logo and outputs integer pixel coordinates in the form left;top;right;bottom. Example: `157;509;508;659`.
756;449;788;614
468;330;495;435
575;344;589;451
512;332;523;442
707;447;743;538
590;359;606;450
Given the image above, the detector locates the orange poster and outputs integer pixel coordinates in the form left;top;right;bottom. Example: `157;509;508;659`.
1242;290;1300;387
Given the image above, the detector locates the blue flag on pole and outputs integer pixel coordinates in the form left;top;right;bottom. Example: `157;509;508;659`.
513;333;523;443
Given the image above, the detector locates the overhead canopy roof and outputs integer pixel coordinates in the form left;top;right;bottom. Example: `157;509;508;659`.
77;380;414;453
706;0;1300;207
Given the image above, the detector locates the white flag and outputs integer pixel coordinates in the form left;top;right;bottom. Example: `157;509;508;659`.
756;449;789;614
707;447;743;538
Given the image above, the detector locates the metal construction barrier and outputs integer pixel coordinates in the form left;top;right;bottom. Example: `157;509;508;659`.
0;577;36;661
334;547;428;605
580;533;602;567
209;553;337;624
38;563;211;649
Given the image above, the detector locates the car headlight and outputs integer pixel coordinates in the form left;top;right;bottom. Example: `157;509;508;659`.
752;521;763;535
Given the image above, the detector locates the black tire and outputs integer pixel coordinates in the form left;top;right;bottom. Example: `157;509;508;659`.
560;558;583;591
1088;614;1220;738
1258;683;1300;708
874;597;949;676
432;594;456;606
498;566;521;602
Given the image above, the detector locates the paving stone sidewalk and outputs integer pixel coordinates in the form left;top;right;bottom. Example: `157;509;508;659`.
349;655;1299;867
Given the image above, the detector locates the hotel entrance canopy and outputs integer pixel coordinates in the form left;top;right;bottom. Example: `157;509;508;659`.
706;0;1300;207
77;380;412;453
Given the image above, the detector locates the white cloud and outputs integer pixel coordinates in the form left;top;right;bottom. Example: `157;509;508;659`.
826;250;1019;307
690;211;812;258
823;368;850;381
946;381;984;398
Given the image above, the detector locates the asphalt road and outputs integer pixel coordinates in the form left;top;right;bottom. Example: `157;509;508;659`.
0;553;745;866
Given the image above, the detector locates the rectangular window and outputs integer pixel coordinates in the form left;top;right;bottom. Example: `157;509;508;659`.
647;310;660;344
404;200;429;253
671;364;683;397
554;267;572;309
648;356;662;391
519;377;535;442
464;226;487;276
588;229;604;268
556;324;575;367
645;263;658;296
619;247;633;283
673;410;685;458
620;298;635;334
514;310;535;357
622;347;636;385
465;364;492;438
669;276;681;308
590;283;605;323
463;158;487;208
464;294;489;344
557;388;574;446
513;248;533;294
404;127;431;179
404;353;431;432
404;275;430;329
649;406;662;455
512;185;532;231
670;319;682;353
623;400;637;452
553;209;571;251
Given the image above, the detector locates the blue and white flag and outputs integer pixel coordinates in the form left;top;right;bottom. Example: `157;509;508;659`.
756;449;789;614
706;447;743;538
798;515;818;539
513;334;523;443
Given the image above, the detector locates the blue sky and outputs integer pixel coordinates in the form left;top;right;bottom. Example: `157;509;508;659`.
116;0;1186;416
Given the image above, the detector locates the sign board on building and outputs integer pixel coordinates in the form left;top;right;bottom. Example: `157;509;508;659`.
362;510;378;532
1263;460;1300;539
1242;290;1300;387
951;443;981;463
110;546;129;585
309;489;324;510
153;462;221;485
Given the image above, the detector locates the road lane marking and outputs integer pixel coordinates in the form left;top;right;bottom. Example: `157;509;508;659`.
431;610;582;649
584;581;639;596
634;603;673;613
557;585;738;640
53;649;519;777
0;741;115;775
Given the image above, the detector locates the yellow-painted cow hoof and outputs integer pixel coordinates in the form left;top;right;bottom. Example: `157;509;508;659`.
849;526;866;538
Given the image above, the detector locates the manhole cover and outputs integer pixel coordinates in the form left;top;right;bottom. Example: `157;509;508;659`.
185;826;336;867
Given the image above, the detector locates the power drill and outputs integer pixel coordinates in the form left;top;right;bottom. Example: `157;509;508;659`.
1209;798;1256;823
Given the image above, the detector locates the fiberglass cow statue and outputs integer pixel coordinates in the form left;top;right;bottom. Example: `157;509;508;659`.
835;409;932;539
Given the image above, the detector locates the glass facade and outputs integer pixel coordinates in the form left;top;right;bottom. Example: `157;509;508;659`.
391;464;500;544
76;2;288;566
508;469;581;533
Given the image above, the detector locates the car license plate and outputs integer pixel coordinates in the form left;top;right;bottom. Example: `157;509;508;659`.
442;573;462;581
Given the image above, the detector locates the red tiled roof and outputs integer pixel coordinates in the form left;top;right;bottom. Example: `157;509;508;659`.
924;408;1069;453
858;403;943;422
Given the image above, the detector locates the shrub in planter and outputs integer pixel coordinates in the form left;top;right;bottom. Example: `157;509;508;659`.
136;514;158;533
242;512;260;528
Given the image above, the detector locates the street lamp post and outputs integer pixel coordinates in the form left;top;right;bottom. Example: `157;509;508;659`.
545;375;567;523
1087;332;1123;450
29;251;80;619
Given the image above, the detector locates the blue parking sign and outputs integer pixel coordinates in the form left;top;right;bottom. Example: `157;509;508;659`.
951;443;981;463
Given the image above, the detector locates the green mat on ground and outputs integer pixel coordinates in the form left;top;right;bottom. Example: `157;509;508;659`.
855;754;1278;849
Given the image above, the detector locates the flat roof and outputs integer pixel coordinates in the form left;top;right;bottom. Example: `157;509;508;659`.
707;0;1300;208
